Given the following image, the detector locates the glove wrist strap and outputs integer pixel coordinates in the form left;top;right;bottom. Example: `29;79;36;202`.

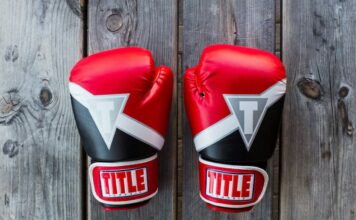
89;154;158;206
199;156;268;209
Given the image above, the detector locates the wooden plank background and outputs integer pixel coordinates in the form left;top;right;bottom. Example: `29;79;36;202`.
0;0;355;219
280;0;356;219
86;0;177;220
181;0;279;219
0;1;83;220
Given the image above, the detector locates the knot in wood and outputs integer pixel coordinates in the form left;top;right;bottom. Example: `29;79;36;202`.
1;103;13;114
2;140;20;158
4;194;9;206
4;45;19;62
321;151;331;160
338;99;353;136
338;86;349;98
0;89;21;124
39;87;52;107
297;78;323;100
106;13;123;32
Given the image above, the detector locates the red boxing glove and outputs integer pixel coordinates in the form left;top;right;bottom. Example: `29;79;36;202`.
69;47;173;210
184;45;286;212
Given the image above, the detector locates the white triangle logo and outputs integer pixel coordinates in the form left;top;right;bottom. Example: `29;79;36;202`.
193;79;287;152
224;96;268;150
86;95;128;149
69;82;165;151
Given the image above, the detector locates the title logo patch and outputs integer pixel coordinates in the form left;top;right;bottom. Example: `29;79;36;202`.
100;168;148;197
206;169;254;201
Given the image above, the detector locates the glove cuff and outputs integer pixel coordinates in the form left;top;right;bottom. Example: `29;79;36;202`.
199;156;268;210
89;154;158;206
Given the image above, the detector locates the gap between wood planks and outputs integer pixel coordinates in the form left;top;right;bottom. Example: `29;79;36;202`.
81;0;88;220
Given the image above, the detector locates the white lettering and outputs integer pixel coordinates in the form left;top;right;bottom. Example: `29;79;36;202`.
100;168;148;197
206;170;254;200
239;101;258;134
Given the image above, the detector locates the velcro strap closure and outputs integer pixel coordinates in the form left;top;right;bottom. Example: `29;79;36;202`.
89;154;158;206
199;156;268;209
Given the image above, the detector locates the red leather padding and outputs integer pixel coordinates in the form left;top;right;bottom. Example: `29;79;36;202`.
199;157;268;209
70;47;173;136
184;44;285;136
89;154;158;205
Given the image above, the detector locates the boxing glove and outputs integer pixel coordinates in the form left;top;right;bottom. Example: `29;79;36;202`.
69;47;173;210
184;45;286;212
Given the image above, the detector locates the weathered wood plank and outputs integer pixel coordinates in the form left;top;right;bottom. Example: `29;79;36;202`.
281;0;356;219
0;1;83;219
87;0;177;219
182;0;277;219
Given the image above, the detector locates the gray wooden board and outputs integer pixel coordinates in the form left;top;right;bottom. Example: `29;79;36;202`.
182;0;277;219
0;0;83;219
87;0;177;219
281;0;356;219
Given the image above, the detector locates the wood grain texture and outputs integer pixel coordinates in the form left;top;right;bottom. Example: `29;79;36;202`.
0;0;83;219
182;0;277;219
87;0;177;219
281;0;356;219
